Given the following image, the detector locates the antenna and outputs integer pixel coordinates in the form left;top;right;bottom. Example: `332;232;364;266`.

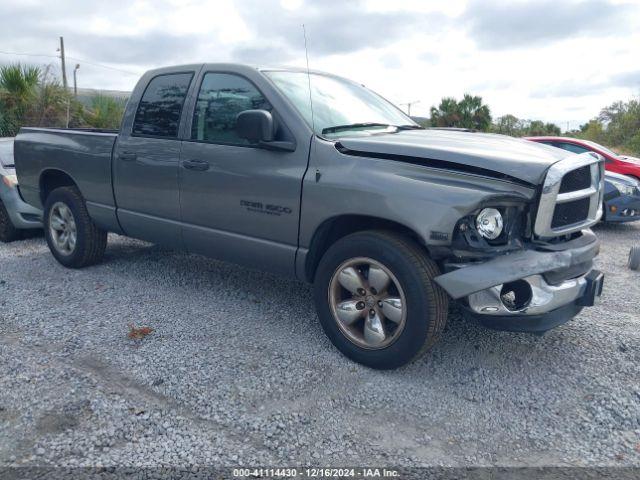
302;24;316;133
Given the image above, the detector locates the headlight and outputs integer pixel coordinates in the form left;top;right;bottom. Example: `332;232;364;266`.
2;174;18;188
610;180;636;196
476;208;504;240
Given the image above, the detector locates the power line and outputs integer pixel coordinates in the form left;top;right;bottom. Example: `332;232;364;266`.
0;49;58;59
0;49;139;76
65;56;138;76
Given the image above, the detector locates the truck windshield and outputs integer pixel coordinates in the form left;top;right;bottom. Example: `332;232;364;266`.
584;140;621;159
265;71;418;137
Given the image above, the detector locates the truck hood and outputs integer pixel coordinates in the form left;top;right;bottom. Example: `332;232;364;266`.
335;129;568;186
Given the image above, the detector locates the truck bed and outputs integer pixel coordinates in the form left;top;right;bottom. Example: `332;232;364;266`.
14;127;119;230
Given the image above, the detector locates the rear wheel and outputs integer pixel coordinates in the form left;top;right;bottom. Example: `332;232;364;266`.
629;245;640;271
313;230;448;369
0;200;21;243
44;186;107;268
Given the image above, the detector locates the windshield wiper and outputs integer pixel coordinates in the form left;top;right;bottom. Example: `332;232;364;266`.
321;122;392;134
395;124;424;130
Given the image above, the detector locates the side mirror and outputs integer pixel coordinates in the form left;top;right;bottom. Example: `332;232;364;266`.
236;109;274;143
236;109;296;152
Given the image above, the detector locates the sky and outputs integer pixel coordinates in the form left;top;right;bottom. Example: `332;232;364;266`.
1;0;639;129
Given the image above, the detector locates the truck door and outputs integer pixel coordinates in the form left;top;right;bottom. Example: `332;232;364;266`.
179;71;309;276
113;71;195;248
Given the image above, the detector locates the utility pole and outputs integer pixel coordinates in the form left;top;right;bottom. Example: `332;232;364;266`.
58;36;68;89
73;64;80;97
400;100;420;117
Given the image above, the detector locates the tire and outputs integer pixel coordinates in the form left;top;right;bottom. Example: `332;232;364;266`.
629;245;640;271
43;186;107;268
313;230;448;369
0;200;21;243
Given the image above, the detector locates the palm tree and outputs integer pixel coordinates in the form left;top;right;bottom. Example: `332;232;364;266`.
430;95;492;131
0;64;75;135
430;97;460;127
0;64;41;135
457;94;491;131
0;64;40;108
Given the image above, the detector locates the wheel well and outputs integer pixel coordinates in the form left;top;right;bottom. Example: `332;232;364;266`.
304;215;426;282
40;170;77;205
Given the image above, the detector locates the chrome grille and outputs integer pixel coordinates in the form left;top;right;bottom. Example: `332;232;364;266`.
559;165;591;193
551;197;590;229
534;153;605;238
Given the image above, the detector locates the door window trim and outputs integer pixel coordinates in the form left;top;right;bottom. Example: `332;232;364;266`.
184;70;289;149
131;71;195;141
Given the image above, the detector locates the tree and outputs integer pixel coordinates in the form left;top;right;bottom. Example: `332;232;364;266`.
0;64;40;136
29;73;70;128
457;94;492;131
0;63;73;136
429;97;460;127
493;114;520;136
429;94;491;131
526;120;560;136
81;94;125;129
491;114;561;137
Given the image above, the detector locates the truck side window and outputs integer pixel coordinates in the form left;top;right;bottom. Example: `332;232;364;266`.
191;73;270;145
132;73;193;138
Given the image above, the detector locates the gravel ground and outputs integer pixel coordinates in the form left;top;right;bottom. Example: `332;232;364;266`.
0;222;639;471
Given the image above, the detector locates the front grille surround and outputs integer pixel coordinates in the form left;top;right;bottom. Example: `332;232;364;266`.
534;153;604;238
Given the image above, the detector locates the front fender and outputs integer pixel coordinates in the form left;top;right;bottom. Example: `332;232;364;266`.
299;139;537;250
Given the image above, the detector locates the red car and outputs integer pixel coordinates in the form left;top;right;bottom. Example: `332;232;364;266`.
526;136;640;181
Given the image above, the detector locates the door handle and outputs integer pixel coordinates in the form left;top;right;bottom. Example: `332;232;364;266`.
119;152;137;162
182;159;210;171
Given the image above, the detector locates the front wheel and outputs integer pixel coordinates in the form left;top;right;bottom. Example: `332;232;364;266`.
313;231;448;369
44;186;107;268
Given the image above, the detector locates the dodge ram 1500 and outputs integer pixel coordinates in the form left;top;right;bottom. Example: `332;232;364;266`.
14;64;605;369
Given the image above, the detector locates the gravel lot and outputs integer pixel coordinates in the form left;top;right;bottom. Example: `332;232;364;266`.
1;222;639;471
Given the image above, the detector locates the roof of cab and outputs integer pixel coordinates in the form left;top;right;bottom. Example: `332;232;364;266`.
142;63;357;83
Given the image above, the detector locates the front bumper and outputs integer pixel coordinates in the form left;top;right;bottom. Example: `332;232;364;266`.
463;269;604;332
0;181;42;229
435;230;602;332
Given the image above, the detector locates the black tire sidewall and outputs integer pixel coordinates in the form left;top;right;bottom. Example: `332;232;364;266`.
313;232;439;369
44;188;89;268
630;246;640;271
0;200;20;242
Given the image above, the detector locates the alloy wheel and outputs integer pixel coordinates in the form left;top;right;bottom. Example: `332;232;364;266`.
328;257;407;349
49;202;77;255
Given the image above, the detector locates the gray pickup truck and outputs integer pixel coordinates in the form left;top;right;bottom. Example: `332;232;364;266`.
14;63;605;369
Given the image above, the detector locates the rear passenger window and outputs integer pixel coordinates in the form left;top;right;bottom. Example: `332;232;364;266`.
132;73;193;138
191;73;270;145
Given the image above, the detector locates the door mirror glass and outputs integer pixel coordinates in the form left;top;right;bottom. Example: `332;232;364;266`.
236;109;274;144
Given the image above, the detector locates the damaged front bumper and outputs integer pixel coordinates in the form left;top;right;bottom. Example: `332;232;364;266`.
435;230;603;332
